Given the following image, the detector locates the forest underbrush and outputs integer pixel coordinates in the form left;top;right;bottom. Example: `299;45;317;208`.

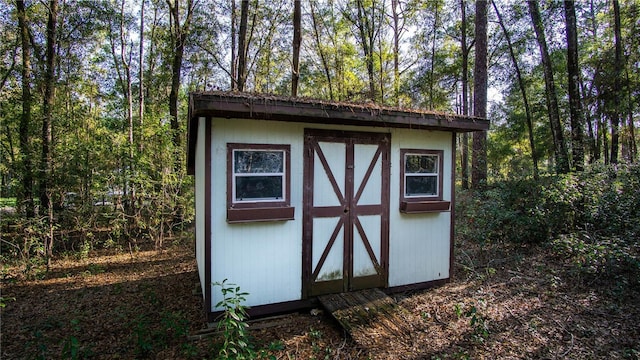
2;164;639;359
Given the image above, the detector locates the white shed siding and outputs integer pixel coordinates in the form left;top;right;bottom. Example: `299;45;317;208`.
388;129;453;287
209;119;305;310
195;117;207;296
202;117;453;309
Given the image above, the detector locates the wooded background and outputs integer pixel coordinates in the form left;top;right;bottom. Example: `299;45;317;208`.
1;0;638;263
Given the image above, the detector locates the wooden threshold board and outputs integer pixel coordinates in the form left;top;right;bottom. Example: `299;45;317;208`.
318;288;418;350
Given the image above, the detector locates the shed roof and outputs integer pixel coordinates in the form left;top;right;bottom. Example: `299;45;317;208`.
187;92;489;174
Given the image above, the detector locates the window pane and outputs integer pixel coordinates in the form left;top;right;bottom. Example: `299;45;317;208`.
235;176;283;201
234;151;283;174
405;154;437;173
406;176;438;196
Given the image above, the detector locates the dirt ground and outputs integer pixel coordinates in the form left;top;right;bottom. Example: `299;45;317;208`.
2;236;639;359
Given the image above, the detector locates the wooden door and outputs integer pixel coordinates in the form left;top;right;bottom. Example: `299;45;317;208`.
303;129;390;297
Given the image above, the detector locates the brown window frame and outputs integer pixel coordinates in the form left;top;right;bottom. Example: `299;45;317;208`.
399;149;450;213
226;143;294;223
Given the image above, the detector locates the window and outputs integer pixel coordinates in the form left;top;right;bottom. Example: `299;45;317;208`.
233;150;284;202
400;149;450;213
227;144;294;222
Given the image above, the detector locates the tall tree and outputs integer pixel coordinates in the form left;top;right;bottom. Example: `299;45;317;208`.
493;1;539;179
460;0;470;189
564;0;585;171
291;0;301;97
610;0;622;164
308;0;335;100
390;0;401;106
41;0;58;269
231;0;237;89
427;1;442;109
350;0;380;101
16;0;34;217
528;0;570;174
138;0;145;152
236;0;249;91
472;0;488;188
167;0;195;162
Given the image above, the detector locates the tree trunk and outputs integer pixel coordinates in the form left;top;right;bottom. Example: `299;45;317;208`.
231;0;237;90
610;0;622;164
41;0;58;270
472;0;488;189
138;0;145;152
309;1;334;100
391;0;400;107
584;0;599;162
528;0;570;174
355;0;376;101
167;0;195;166
460;0;470;189
291;0;301;97
564;0;585;171
237;0;249;91
493;1;539;179
17;0;34;218
428;4;439;109
120;0;134;159
626;67;637;162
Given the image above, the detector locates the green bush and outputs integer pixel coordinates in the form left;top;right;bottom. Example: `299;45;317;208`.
457;163;640;245
457;163;640;290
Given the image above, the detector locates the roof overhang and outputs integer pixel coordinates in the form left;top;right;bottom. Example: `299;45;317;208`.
187;92;489;174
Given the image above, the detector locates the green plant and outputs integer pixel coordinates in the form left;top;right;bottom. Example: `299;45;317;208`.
454;302;489;342
464;305;489;342
61;319;85;360
214;279;255;359
454;303;463;318
128;310;190;358
33;330;48;360
132;315;154;357
161;311;190;344
0;296;16;308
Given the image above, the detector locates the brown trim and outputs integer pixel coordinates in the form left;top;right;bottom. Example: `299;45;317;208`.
226;143;294;222
186;100;197;175
344;140;354;292
311;206;344;217
384;278;450;294
400;200;451;213
227;207;295;223
308;279;344;297
204;118;212;317
400;149;448;213
450;134;456;282
208;298;317;323
380;136;390;289
189;92;489;132
302;134;314;299
351;274;385;290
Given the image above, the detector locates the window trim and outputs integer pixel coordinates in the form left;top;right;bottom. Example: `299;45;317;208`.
226;143;294;222
399;149;450;213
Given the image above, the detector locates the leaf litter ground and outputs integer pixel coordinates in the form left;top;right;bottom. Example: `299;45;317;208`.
2;236;638;359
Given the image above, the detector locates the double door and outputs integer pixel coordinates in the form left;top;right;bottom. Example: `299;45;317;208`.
303;130;390;297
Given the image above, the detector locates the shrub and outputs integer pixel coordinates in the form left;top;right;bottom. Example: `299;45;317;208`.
213;279;255;360
457;163;640;245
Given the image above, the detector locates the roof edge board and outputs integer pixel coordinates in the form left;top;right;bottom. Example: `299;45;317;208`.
190;93;489;132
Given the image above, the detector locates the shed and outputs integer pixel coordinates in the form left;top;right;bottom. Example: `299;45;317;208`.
187;92;489;321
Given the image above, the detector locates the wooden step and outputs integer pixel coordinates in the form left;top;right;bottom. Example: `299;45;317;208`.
318;288;418;351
